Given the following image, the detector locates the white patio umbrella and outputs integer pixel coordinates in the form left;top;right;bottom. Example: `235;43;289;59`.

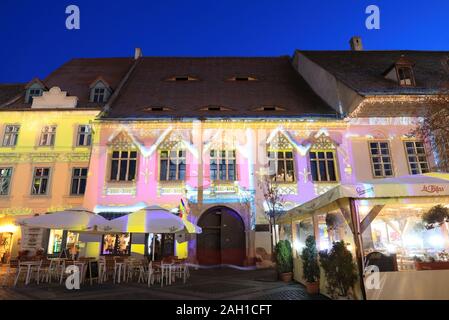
99;205;202;260
18;207;109;232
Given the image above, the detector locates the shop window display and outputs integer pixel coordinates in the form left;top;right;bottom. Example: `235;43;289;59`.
101;233;131;255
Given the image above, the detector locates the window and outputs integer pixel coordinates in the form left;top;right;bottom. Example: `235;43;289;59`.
310;151;337;182
210;150;236;181
405;141;429;175
47;229;64;255
369;142;394;178
2;125;20;146
31;167;50;195
71;168;88;195
228;76;258;81
166;75;199;81
110;151;137;181
159;150;186;181
396;66;415;86
27;88;43;103
146;233;175;260
268;151;295;182
39;125;57;146
101;233;132;255
0;167;12;195
77;125;92;146
93;88;106;103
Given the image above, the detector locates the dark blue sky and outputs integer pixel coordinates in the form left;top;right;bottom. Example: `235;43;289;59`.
1;0;449;83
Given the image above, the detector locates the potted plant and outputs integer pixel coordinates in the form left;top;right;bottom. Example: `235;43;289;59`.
414;251;449;270
319;241;358;299
301;235;320;294
275;240;293;282
422;205;449;230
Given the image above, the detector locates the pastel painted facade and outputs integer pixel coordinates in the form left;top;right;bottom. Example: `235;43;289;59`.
1;44;447;267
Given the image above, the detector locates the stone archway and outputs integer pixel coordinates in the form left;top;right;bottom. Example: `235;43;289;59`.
197;206;246;266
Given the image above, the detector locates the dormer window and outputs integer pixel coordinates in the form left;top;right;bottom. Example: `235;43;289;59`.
89;78;111;103
396;66;415;86
199;106;232;111
254;106;286;112
25;79;46;104
384;55;416;87
166;75;199;81
143;106;173;112
227;76;258;81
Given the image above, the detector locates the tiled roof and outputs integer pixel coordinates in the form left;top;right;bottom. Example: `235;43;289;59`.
0;84;25;107
299;50;449;96
1;57;134;110
105;56;336;119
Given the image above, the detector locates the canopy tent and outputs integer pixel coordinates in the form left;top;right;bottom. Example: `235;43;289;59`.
98;205;202;234
280;173;449;223
279;173;449;300
18;207;110;232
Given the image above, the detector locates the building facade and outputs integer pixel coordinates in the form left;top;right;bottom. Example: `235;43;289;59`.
1;42;448;266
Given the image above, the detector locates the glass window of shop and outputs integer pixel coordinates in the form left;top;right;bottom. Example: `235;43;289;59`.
315;211;355;253
47;230;80;255
360;205;449;271
146;233;175;260
292;218;314;256
101;233;132;256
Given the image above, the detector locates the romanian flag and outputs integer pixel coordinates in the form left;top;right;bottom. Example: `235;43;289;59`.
179;198;190;219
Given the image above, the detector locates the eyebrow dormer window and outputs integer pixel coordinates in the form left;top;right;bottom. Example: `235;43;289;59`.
166;75;199;81
254;106;286;112
397;66;415;86
143;106;173;112
227;76;258;81
199;106;232;111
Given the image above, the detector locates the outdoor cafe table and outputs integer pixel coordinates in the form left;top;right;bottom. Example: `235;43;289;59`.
15;261;41;286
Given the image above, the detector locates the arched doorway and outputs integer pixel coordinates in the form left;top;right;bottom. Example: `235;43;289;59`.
197;206;246;266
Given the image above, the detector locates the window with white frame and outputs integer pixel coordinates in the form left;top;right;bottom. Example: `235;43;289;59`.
210;150;236;181
110;151;137;182
2;125;20;146
31;167;50;195
159;150;186;181
70;168;88;195
39;125;57;146
77;125;92;146
0;168;12;195
369;141;394;178
93;87;106;103
268;151;295;182
405;141;429;174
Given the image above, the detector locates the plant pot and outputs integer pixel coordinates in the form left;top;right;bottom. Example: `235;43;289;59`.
305;281;320;295
279;272;293;282
415;261;449;271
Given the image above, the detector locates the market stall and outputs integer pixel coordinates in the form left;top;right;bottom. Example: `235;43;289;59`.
279;173;449;300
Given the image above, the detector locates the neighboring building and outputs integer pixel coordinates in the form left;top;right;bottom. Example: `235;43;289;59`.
1;40;448;266
0;57;133;260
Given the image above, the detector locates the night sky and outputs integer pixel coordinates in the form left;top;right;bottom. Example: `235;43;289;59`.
1;0;449;83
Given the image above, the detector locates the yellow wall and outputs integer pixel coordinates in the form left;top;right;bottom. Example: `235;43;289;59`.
0;109;100;216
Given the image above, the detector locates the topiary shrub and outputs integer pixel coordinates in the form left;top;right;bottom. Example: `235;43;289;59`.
319;241;358;298
275;240;293;274
301;235;320;283
422;205;449;230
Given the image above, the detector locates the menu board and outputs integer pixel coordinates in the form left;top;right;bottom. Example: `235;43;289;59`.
20;226;45;251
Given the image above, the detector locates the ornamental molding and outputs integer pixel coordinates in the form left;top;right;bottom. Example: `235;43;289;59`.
31;86;78;109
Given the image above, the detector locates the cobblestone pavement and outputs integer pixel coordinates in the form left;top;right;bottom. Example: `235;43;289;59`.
0;266;328;300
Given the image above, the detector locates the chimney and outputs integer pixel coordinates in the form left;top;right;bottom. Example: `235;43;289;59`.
349;36;363;51
134;47;142;60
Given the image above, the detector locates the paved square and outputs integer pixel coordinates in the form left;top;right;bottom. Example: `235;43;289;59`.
0;267;328;300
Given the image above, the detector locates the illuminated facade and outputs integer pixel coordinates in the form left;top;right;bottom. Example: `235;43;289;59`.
1;45;447;266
